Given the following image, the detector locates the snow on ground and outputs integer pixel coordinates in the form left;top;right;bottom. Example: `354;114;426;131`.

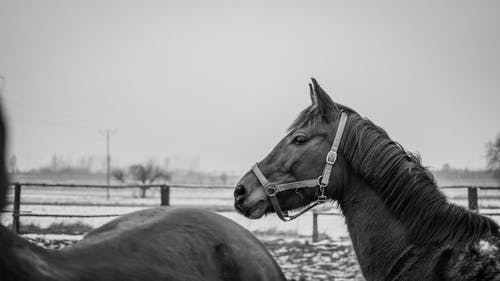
262;237;364;281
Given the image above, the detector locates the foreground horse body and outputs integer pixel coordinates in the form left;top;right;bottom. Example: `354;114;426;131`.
0;108;285;281
234;79;500;280
1;207;285;281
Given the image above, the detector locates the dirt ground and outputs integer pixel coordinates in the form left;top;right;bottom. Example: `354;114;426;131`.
26;235;365;281
263;238;364;281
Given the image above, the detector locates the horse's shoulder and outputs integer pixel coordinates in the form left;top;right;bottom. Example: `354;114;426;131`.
438;237;500;281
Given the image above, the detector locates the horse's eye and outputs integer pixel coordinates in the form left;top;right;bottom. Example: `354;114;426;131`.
292;135;307;145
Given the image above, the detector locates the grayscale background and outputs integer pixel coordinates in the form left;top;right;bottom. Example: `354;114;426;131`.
1;1;499;280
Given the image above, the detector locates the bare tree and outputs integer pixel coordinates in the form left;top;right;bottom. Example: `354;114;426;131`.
486;133;500;183
112;161;171;198
112;169;126;183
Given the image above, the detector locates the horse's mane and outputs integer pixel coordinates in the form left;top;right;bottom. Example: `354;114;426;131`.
291;105;499;244
343;112;500;244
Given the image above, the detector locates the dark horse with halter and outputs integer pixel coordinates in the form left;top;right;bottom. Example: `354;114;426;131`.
234;79;500;281
0;105;286;280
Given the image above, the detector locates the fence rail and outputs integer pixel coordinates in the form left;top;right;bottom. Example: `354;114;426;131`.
4;182;234;234
3;183;500;242
13;182;232;189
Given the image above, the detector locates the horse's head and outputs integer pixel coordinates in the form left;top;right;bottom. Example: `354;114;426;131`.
234;78;351;220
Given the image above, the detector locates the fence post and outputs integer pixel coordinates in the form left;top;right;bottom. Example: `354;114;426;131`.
468;186;478;212
312;211;319;242
161;185;170;206
12;183;21;233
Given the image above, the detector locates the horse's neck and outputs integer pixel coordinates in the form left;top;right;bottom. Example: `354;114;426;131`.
338;175;412;280
0;225;70;281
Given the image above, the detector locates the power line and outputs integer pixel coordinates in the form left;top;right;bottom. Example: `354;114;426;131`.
3;91;101;131
0;78;82;111
0;80;100;132
3;105;96;132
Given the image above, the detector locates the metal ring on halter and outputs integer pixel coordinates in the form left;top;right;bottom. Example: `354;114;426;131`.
316;176;327;203
265;184;278;196
317;176;326;187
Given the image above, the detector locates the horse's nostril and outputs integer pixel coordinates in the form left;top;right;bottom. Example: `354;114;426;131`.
234;185;245;196
234;185;246;203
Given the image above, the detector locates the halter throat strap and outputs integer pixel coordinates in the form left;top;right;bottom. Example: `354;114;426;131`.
252;111;348;221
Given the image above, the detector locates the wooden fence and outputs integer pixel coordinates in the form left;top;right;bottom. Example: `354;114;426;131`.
5;182;233;234
3;183;500;242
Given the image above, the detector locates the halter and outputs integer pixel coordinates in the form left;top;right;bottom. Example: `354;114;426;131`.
251;111;348;221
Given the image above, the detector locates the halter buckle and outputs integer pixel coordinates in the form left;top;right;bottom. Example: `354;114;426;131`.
265;184;278;196
317;195;327;204
326;151;337;165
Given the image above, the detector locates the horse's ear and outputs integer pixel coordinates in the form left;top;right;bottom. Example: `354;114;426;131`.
310;78;339;115
309;83;318;107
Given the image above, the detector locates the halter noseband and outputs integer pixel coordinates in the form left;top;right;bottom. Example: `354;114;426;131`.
251;111;348;221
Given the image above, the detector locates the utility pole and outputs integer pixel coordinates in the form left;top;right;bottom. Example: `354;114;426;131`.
99;129;117;199
0;76;4;98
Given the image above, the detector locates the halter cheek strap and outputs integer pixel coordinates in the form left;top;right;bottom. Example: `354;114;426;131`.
320;111;348;188
252;111;348;221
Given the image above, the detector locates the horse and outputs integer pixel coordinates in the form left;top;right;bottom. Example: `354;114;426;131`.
0;105;286;281
233;78;500;281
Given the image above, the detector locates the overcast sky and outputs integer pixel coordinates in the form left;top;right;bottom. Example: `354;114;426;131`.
0;0;499;174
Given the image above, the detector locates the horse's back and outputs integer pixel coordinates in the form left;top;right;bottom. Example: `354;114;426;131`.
63;207;285;281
